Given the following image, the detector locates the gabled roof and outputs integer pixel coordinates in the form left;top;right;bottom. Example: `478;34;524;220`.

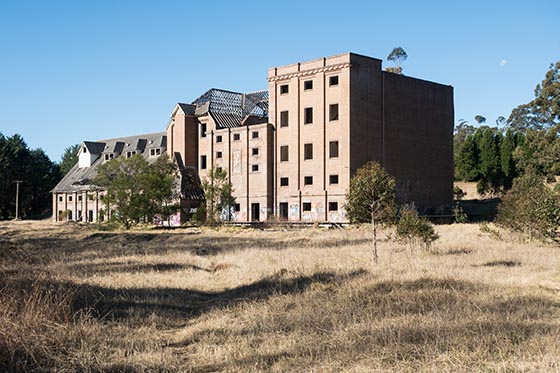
83;141;105;154
178;103;196;115
53;132;167;193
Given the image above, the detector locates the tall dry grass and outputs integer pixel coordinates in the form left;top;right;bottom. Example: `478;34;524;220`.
0;220;559;371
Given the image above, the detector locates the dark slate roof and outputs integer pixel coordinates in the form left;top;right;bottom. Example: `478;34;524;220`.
190;88;269;129
178;103;196;115
83;141;105;154
52;132;167;193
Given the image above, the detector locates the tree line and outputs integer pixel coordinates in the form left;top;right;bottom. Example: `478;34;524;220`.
0;133;62;219
454;61;560;195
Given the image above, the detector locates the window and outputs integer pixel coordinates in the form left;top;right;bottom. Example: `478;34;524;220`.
329;202;338;211
329;104;339;121
304;80;313;90
304;176;313;185
58;196;63;202
304;143;313;160
104;153;114;160
216;151;223;159
78;195;82;202
150;148;160;156
233;133;240;141
200;123;207;137
280;145;289;162
280;111;289;127
251;164;259;172
303;202;312;211
68;195;73;202
201;155;207;169
252;148;259;156
329;174;339;184
82;147;86;153
329;141;339;158
252;131;259;139
280;177;289;186
88;194;94;201
329;75;339;86
280;84;289;94
126;151;136;158
216;135;223;143
304;107;313;124
234;203;241;212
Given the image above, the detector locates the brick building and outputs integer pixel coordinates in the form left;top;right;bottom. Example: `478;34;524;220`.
53;52;454;224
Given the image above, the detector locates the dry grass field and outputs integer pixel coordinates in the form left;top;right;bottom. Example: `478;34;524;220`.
1;220;559;372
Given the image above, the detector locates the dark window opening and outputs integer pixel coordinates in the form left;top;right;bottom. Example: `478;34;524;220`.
280;145;289;162
251;164;259;172
280;177;289;186
234;203;240;212
304;143;313;160
233;133;240;141
201;155;207;169
304;176;313;185
303;202;312;211
329;75;339;86
216;135;222;143
252;148;259;156
216;151;223;159
329;202;338;211
329;174;339;184
280;84;289;94
280;111;289;127
200;123;207;137
304;107;313;124
252;131;259;139
329;141;339;158
304;80;313;90
329;104;339;121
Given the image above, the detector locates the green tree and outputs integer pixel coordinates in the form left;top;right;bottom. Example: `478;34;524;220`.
500;129;519;189
94;154;178;229
396;205;439;251
200;168;236;225
497;173;560;240
386;47;408;74
454;134;479;181
453;119;476;155
474;115;486;124
345;162;396;263
59;144;80;176
477;127;502;194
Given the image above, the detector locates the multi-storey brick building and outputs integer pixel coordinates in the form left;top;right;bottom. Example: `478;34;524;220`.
53;52;454;224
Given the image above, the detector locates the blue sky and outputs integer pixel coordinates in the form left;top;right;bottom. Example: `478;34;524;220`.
1;0;559;161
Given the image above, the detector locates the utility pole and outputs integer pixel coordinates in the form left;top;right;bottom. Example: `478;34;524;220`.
14;180;22;220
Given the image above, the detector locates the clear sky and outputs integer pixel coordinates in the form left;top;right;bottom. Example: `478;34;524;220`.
1;0;559;161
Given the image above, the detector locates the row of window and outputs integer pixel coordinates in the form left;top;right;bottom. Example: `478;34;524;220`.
202;125;260;140
280;104;338;127
279;75;339;95
102;149;157;161
280;141;339;162
279;174;338;187
58;194;103;202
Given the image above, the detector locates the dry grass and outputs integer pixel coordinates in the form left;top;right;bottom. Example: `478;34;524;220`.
1;220;559;371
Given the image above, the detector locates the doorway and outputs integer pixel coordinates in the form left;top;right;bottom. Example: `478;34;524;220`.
279;202;288;220
251;203;260;221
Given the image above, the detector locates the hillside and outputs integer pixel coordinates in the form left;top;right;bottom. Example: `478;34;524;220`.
1;220;559;371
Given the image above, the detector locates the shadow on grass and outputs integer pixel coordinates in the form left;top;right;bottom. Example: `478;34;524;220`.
66;261;210;275
2;231;372;265
1;269;368;327
185;277;560;371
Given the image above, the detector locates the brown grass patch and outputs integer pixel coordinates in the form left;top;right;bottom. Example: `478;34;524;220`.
1;220;559;371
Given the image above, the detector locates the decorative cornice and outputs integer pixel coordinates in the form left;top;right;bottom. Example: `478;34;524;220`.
267;62;351;82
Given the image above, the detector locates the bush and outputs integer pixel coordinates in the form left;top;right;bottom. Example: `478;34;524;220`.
453;186;466;201
497;174;560;240
396;205;439;250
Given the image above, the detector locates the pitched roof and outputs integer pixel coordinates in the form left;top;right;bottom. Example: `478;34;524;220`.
191;88;269;129
178;103;196;115
52;132;167;193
